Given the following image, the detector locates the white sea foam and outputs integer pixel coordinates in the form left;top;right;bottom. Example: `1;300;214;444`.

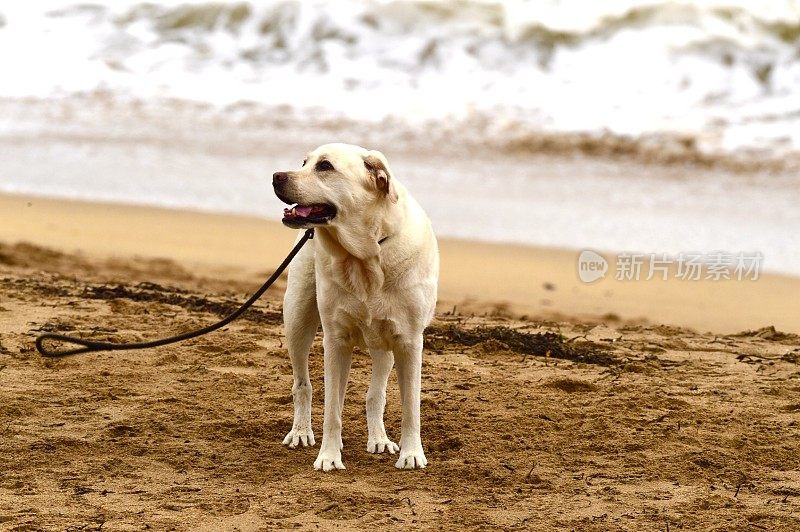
1;0;799;157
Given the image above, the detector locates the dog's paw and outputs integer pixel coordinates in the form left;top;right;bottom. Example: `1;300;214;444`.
282;426;315;449
395;446;427;469
313;449;345;472
367;437;399;454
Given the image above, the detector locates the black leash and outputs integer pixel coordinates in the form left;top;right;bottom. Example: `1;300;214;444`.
35;229;314;358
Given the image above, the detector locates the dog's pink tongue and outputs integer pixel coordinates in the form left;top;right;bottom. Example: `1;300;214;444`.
294;206;313;218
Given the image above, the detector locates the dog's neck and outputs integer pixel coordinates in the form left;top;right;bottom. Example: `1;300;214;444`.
314;199;404;298
315;224;394;268
317;226;382;261
317;198;404;261
313;227;383;299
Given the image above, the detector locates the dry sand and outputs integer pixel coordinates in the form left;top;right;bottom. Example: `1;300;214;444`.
1;192;799;530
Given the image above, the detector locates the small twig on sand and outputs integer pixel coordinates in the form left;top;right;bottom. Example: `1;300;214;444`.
566;334;588;343
646;414;669;425
737;353;785;364
734;474;750;498
403;497;417;516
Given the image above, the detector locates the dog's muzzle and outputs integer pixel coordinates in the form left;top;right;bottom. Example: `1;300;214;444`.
272;171;337;228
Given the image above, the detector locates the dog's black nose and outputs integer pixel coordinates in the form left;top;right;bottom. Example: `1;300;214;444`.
273;172;289;186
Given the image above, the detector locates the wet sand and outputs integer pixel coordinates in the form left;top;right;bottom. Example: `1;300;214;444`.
1;193;798;334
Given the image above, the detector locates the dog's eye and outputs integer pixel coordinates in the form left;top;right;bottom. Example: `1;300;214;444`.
302;159;307;167
316;160;334;172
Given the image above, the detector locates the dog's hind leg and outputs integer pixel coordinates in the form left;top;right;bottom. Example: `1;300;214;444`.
282;238;320;449
366;349;398;454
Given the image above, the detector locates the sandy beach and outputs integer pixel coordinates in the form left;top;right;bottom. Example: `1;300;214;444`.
2;2;800;529
1;193;798;334
1;191;799;529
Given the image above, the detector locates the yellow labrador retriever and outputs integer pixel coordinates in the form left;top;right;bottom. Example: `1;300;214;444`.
272;143;439;471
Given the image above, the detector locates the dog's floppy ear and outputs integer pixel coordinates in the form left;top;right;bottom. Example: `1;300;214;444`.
364;150;398;203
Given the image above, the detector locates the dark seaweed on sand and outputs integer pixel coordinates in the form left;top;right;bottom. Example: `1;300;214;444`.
83;283;283;324
424;324;616;366
1;276;283;326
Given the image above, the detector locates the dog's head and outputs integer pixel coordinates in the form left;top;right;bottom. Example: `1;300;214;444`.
273;143;398;229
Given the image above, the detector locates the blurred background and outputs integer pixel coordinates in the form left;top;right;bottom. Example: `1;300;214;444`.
0;0;798;274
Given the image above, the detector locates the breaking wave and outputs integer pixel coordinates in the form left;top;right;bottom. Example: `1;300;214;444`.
1;0;800;160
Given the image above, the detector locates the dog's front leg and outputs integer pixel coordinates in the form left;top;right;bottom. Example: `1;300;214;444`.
366;349;398;454
282;289;319;449
313;334;352;471
394;337;427;469
282;244;319;449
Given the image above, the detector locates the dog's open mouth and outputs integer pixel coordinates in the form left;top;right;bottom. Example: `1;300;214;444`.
282;203;337;227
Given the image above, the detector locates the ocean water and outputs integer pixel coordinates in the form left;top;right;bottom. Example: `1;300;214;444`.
1;0;800;158
0;98;798;276
0;1;798;275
